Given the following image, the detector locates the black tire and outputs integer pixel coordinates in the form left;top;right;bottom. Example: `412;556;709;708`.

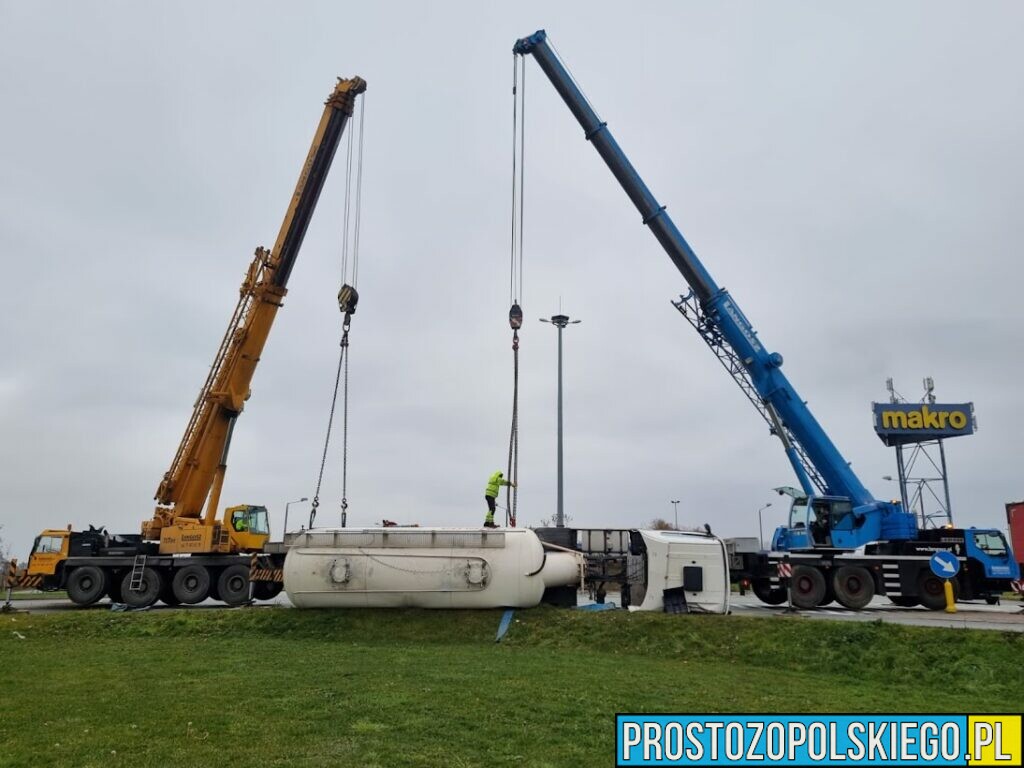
253;581;283;601
121;567;163;609
67;566;108;606
918;572;956;611
888;595;919;608
752;580;787;605
819;576;836;607
833;565;875;610
217;564;250;606
790;565;826;609
172;564;211;604
984;595;1000;606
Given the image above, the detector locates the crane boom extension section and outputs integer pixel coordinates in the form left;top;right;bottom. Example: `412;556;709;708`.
145;77;367;542
513;30;918;550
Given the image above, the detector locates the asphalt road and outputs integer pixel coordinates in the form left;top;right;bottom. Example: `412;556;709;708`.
6;592;1024;631
728;592;1024;632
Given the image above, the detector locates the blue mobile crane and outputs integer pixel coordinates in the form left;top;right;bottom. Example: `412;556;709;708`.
513;30;1018;610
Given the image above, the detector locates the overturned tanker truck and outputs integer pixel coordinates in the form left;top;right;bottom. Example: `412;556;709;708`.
283;526;730;613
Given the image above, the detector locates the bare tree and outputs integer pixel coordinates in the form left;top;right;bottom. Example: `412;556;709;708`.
647;517;677;530
0;523;10;572
647;518;705;533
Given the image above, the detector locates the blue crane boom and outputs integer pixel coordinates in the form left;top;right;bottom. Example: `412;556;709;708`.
514;30;919;550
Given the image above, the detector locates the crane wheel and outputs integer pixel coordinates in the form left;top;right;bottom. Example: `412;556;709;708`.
217;564;250;606
67;566;108;606
790;566;826;609
917;572;956;611
833;565;875;610
253;581;283;601
172;565;211;604
751;580;787;605
120;568;163;609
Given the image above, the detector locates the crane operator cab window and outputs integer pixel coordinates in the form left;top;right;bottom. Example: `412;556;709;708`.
32;535;65;554
972;531;1008;558
231;506;269;535
789;497;846;547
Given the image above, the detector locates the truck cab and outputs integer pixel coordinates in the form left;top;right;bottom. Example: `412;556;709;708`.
963;528;1018;581
26;529;70;582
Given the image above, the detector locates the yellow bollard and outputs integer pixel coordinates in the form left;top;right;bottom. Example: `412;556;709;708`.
943;579;956;613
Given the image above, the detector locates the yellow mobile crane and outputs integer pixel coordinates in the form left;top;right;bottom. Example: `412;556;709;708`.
15;77;366;608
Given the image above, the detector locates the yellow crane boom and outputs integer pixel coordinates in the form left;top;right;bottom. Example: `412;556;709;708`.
144;76;367;542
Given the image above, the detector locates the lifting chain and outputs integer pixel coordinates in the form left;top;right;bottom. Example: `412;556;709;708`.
506;304;522;527
309;89;365;529
502;55;526;528
309;293;356;529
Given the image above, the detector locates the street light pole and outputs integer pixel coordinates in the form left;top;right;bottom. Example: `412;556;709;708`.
540;313;581;528
757;502;772;549
670;500;680;530
283;497;308;539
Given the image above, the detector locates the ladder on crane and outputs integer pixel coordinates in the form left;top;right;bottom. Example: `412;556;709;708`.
128;554;148;592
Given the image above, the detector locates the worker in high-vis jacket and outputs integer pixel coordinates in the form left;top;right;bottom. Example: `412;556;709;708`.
484;470;515;528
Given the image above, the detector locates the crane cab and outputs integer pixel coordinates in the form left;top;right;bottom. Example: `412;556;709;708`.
772;487;917;552
158;504;270;555
26;528;71;578
771;491;844;551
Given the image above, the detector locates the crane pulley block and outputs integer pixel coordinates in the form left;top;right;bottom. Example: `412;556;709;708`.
508;303;523;330
338;284;359;316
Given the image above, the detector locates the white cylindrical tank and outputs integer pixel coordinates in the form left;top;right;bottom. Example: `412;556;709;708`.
284;527;581;609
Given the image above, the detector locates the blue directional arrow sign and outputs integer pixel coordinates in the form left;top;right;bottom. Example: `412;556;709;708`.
929;550;960;579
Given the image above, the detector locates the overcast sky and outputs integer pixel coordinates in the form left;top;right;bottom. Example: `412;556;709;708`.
2;2;1022;557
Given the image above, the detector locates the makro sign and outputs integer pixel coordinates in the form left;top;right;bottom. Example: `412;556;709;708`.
872;402;975;446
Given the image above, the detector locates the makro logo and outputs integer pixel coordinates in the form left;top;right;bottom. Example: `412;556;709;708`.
880;405;969;431
873;402;975;446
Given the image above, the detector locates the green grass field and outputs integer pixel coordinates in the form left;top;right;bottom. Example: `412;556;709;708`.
1;607;1020;767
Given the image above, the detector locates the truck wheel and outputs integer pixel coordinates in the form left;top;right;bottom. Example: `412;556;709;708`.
67;566;108;606
217;565;250;606
833;566;875;610
888;595;919;608
752;580;787;605
790;566;826;609
172;565;211;604
918;573;956;610
120;568;162;608
253;581;283;601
